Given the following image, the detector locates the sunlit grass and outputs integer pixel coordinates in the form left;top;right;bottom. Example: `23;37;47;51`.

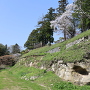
0;30;90;90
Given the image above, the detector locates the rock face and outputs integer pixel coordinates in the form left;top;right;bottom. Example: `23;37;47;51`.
47;47;60;53
20;35;90;85
66;35;90;49
50;60;90;85
23;56;90;85
20;53;90;86
46;36;90;85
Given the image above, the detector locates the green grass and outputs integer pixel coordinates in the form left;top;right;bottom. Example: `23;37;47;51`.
1;65;90;90
22;40;90;66
0;30;90;90
67;30;90;43
0;70;45;90
17;30;90;70
23;30;90;55
22;30;90;62
52;81;90;90
59;39;90;62
1;65;63;90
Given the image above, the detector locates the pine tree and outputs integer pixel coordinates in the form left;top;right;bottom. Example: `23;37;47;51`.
56;0;68;15
24;29;40;49
24;7;56;48
38;7;56;46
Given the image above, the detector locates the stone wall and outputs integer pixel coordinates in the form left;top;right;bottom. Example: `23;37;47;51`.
46;35;90;54
66;35;90;49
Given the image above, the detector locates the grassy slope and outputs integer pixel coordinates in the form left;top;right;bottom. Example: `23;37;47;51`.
22;30;90;64
0;30;90;90
23;30;90;56
1;65;90;90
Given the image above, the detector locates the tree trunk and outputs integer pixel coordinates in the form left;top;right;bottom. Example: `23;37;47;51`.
64;29;67;41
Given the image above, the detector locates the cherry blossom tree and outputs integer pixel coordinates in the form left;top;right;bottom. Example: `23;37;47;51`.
50;2;77;40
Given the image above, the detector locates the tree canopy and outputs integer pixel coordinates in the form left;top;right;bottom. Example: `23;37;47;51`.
24;7;56;49
24;29;40;49
24;0;90;49
50;0;90;40
73;0;90;32
11;43;21;54
0;44;9;56
56;0;68;15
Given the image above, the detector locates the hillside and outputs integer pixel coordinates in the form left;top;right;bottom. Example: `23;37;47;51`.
0;30;90;90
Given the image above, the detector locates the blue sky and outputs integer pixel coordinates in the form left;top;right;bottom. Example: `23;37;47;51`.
0;0;73;50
